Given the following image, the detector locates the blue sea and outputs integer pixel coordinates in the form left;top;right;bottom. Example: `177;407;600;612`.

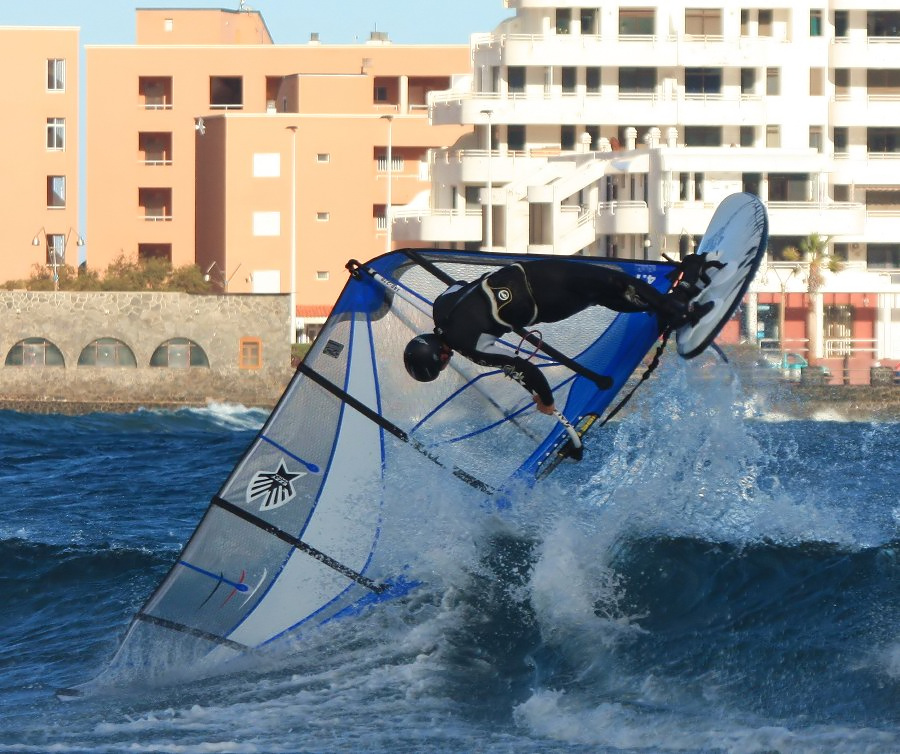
1;363;898;754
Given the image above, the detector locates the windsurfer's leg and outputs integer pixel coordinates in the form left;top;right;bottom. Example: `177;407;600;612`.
522;260;647;321
523;259;703;328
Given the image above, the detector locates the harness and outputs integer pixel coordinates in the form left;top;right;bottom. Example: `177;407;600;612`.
480;263;539;329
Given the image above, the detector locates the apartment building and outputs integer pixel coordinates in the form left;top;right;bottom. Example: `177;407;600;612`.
394;1;900;372
0;27;80;285
85;8;470;338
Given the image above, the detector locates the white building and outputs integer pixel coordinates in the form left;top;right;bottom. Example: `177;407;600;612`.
393;2;900;373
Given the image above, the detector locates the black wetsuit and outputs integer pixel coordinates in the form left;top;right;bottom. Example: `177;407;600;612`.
432;259;681;405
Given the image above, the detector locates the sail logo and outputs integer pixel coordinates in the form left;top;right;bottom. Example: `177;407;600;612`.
247;460;305;512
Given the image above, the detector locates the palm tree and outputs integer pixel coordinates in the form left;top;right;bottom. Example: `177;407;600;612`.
798;233;842;363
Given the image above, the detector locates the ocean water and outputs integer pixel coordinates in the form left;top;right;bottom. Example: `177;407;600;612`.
1;363;898;754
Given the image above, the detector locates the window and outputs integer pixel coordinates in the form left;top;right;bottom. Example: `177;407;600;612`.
619;9;654;35
47;176;65;208
833;127;849;152
138;243;172;263
586;67;601;93
253;153;280;177
868;128;900;153
741;68;756;94
6;338;65;367
46;118;65;150
316;153;330;163
316;212;330;222
810;68;824;96
562;67;577;93
743;173;761;196
810;9;823;37
758;9;773;36
685;9;722;36
139;187;172;221
586;125;600;150
47;59;65;91
868;69;900;95
868;11;900;38
740;125;755;147
866;244;900;269
209;76;243;109
685;68;722;95
619;67;657;94
78;338;137;367
768;173;807;201
47;234;65;268
150;338;209;368
139;76;173;109
835;11;849;37
252;211;281;236
766;68;780;95
835;69;850;95
561;125;576;150
766;125;781;148
581;8;598;35
810;126;823;152
316;271;329;281
374;85;388;102
684;126;721;147
507;124;526;151
556;8;571;34
824;305;853;342
508;66;525;94
239;337;262;369
138;132;173;165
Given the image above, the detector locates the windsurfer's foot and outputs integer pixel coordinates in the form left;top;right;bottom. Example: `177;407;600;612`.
659;299;714;329
669;254;726;303
686;300;714;325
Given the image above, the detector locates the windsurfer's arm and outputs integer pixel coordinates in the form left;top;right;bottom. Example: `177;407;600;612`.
465;341;556;414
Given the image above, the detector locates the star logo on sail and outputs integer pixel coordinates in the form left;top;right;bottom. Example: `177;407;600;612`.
247;460;305;511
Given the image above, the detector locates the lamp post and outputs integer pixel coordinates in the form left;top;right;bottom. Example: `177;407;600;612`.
480;108;494;253
765;263;800;364
32;227;84;291
286;125;298;343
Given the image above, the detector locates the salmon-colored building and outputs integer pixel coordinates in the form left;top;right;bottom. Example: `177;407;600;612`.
85;8;470;339
0;26;80;285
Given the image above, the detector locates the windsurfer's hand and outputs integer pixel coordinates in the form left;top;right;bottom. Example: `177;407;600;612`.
533;395;556;415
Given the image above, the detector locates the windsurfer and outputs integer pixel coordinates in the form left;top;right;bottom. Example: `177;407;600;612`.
403;256;717;414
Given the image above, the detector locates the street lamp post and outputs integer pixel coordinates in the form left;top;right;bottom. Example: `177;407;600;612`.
765;263;800;364
380;114;394;253
32;227;84;291
480;109;494;253
286;125;298;343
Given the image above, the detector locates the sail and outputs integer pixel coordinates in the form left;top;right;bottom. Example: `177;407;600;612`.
83;249;678;688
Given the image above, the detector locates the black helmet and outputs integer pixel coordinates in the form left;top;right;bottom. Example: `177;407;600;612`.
403;333;448;382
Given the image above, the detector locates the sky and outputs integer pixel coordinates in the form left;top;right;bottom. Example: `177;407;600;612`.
0;0;511;45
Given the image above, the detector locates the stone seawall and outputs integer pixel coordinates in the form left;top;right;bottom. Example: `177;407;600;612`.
0;290;293;413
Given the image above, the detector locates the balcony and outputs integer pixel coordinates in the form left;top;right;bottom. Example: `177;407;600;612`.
830;93;900;127
139;76;173;110
594;201;649;236
391;208;482;243
139;187;173;222
830;35;900;69
138;132;173;166
471;30;795;69
432;89;768;128
765;201;865;237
